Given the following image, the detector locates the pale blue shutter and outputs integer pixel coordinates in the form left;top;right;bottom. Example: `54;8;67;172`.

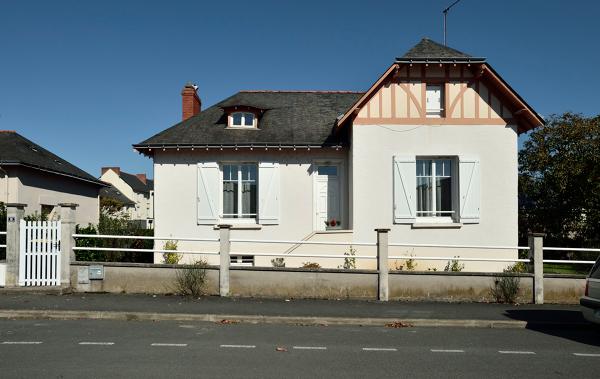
393;156;416;223
459;156;481;224
197;162;220;224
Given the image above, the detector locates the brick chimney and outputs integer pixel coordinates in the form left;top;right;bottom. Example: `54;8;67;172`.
136;173;147;185
181;82;201;121
101;167;120;176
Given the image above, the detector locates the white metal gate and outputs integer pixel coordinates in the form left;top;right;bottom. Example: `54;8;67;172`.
19;220;61;286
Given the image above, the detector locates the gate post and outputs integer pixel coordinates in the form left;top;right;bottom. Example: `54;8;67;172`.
59;203;78;288
375;228;390;301
528;233;545;304
5;203;26;287
218;225;231;297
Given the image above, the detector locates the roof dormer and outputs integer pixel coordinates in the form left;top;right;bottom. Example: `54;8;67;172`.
222;105;263;129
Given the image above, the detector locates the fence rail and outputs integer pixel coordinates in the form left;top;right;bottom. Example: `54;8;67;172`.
72;246;219;255
0;230;6;249
73;234;218;243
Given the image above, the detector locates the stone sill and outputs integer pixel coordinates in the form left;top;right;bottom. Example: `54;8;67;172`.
411;223;462;229
213;224;262;230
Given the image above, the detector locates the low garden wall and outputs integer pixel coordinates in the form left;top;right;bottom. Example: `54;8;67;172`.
70;262;586;304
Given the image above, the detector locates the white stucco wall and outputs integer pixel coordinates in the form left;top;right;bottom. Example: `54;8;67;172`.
100;169;154;226
152;149;353;267
351;123;519;271
1;166;99;226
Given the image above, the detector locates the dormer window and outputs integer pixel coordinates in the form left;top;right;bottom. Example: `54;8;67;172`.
229;112;256;128
426;84;444;118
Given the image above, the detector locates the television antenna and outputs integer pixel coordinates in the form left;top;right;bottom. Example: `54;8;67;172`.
443;0;462;46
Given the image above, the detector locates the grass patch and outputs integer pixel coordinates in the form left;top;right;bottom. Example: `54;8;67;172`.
543;263;592;275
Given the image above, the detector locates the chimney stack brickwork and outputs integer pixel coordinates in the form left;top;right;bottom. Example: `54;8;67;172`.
136;173;147;185
181;83;201;121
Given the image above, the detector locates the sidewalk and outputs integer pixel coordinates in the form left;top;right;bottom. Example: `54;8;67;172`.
0;292;588;328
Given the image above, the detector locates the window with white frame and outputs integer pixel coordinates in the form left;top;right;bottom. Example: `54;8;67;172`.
229;112;256;128
425;84;444;118
416;158;454;219
222;164;258;219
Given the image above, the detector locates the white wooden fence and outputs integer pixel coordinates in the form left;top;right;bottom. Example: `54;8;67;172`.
19;220;61;286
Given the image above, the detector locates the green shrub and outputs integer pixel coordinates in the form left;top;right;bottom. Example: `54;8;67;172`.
174;260;209;297
405;255;417;271
490;264;523;303
342;245;357;270
271;257;285;268
302;262;321;269
162;240;182;264
444;257;465;272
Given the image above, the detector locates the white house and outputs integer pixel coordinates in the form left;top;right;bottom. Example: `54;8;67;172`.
99;167;154;228
134;39;543;270
0;130;104;226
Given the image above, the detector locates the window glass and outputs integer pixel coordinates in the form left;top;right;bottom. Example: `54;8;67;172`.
223;164;257;219
416;159;454;218
243;113;254;126
317;166;338;176
232;113;243;126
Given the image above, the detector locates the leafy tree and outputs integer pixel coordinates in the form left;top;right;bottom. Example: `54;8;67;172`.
519;113;600;250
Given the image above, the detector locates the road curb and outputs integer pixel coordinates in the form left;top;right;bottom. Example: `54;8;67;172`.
0;309;587;328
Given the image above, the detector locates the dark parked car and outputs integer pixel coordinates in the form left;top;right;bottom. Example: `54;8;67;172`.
580;256;600;324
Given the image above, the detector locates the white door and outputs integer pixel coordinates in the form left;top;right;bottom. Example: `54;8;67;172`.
315;165;340;230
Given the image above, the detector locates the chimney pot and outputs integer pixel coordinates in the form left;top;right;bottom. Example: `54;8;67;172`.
181;83;201;121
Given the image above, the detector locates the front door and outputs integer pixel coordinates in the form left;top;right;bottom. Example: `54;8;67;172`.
315;165;340;230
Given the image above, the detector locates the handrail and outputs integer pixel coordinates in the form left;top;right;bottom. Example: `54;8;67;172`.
389;242;529;250
389;255;530;263
72;234;218;242
543;247;600;253
72;246;219;255
542;259;596;264
230;238;376;246
231;252;376;259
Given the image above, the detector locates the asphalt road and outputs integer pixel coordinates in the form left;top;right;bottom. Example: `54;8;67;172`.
0;319;599;378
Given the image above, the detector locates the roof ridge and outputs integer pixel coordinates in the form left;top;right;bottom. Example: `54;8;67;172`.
239;90;364;94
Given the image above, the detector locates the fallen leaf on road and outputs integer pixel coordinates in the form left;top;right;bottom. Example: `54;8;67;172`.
385;321;413;328
217;319;240;324
275;346;288;352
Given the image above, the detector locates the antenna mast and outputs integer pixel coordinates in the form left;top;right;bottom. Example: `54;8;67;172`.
443;0;462;46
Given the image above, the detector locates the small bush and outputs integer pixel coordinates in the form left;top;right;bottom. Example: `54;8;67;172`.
342;245;357;270
405;255;417;271
271;257;285;268
162;240;182;264
174;260;209;297
490;264;523;303
302;262;321;269
444;257;465;272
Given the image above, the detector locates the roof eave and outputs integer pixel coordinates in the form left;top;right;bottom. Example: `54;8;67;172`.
0;162;107;187
395;57;486;64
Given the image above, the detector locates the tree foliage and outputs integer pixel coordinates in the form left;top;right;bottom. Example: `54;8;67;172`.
519;113;600;248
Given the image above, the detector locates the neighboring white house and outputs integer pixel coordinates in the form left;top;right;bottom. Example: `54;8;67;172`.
0;130;105;226
99;167;154;228
134;38;544;271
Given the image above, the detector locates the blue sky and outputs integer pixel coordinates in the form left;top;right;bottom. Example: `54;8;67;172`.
1;0;598;178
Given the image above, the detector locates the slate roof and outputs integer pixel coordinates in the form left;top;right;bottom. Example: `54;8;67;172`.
397;38;485;63
99;185;135;206
0;131;105;186
119;171;153;194
134;91;363;148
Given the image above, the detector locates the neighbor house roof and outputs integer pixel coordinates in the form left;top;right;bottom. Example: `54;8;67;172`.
119;171;154;194
99;184;135;206
0;131;105;186
134;91;363;151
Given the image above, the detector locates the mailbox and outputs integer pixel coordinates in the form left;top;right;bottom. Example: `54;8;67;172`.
89;265;104;280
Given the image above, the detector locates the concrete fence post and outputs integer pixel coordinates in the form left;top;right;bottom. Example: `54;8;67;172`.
375;228;390;301
218;225;231;297
5;203;26;287
59;203;78;288
528;233;545;304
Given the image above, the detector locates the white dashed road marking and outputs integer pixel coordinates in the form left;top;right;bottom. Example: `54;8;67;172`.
79;342;115;346
151;343;187;347
573;353;600;357
220;344;256;349
498;350;535;355
292;346;327;350
2;341;43;345
431;349;465;353
362;347;397;351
